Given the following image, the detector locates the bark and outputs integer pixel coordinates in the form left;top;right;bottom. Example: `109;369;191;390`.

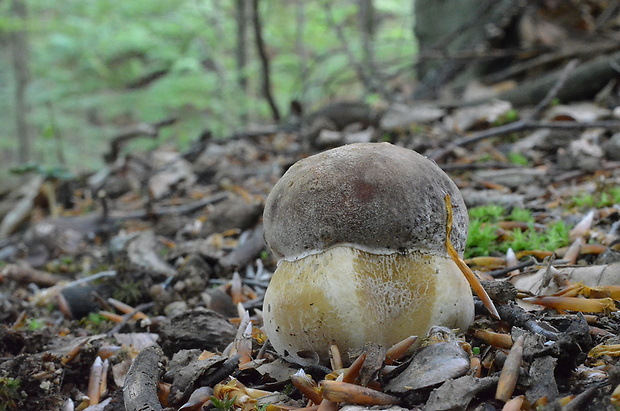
413;0;522;99
358;0;375;80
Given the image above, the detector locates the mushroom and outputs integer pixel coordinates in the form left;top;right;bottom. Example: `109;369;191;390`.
262;142;475;365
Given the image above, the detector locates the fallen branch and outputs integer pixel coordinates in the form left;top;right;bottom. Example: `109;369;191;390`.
429;59;620;162
496;50;620;107
123;344;166;411
104;117;177;163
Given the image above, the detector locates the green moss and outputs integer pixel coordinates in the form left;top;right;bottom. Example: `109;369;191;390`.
507;152;530;166
492;108;519;126
112;281;143;304
469;204;504;223
80;312;110;333
508;207;534;223
569;187;620;209
0;377;21;411
573;192;595;208
465;206;570;258
466;219;499;258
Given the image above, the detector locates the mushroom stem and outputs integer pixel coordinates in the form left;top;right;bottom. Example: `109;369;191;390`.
444;194;500;320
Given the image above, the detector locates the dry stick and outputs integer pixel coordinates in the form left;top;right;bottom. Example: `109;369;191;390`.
494;301;559;341
106;302;155;337
444;194;500;319
488;257;537;278
123;345;166;411
430;59;580;163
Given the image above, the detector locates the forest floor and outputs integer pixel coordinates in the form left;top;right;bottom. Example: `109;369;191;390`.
2;67;620;410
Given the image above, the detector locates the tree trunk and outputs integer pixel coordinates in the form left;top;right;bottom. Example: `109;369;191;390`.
358;0;375;82
295;0;308;103
11;0;31;164
413;0;522;99
235;0;249;125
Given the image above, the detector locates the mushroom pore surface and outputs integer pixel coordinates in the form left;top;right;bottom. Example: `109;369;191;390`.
263;142;468;259
263;246;473;365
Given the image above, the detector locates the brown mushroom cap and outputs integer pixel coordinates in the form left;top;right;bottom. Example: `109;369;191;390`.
263;142;468;259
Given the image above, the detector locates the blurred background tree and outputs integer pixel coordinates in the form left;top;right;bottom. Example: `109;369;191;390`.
0;0;416;175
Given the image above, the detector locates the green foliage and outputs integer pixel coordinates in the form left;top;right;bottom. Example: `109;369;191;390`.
86;312;105;325
80;312;108;333
493;108;519;126
282;383;295;395
465;206;571;258
2;1;417;175
570;187;620;209
0;377;21;411
25;318;44;331
507;152;530;166
211;395;236;411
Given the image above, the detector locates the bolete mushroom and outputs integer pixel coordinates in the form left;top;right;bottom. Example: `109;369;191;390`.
262;142;475;365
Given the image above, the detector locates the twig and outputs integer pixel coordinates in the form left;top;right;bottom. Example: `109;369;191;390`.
251;0;280;121
104;117;177;163
529;59;579;119
106;302;155;336
323;1;386;98
494;301;560;340
433;120;620;163
487;257;537;278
